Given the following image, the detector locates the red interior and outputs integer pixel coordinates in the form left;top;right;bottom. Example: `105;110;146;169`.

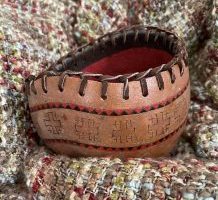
82;47;173;75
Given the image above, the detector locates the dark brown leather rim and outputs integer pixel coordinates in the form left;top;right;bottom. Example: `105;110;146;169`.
43;118;187;152
26;25;188;100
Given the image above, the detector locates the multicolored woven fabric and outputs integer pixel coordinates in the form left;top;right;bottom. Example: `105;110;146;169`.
0;0;217;199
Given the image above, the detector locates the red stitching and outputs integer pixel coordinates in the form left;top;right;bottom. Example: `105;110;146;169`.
44;120;186;152
30;81;189;115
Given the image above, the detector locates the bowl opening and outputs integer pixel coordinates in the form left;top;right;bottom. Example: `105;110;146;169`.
53;28;180;77
82;47;173;76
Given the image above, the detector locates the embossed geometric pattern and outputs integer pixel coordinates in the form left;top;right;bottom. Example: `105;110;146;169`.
44;120;186;151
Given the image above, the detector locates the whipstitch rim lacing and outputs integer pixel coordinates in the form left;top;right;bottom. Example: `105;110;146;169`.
26;25;188;100
29;80;189;115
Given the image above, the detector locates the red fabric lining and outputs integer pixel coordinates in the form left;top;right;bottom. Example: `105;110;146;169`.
82;47;173;75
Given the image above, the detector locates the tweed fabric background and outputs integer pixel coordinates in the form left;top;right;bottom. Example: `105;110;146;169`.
0;0;217;199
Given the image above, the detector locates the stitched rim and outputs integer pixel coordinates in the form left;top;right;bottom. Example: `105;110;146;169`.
26;25;188;100
29;80;189;115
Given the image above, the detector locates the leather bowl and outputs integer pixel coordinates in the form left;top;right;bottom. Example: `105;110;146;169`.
26;25;190;158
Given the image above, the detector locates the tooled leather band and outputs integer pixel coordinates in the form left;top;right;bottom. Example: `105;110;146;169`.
43;119;187;152
26;25;188;99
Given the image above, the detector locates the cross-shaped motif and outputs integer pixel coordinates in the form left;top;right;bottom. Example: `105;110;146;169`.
112;120;136;143
43;111;64;135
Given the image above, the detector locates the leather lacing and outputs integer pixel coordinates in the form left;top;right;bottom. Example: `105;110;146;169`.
26;25;188;100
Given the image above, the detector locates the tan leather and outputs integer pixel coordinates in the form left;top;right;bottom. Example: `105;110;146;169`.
27;25;190;158
28;65;190;158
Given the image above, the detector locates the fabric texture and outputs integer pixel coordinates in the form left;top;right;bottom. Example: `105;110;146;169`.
0;0;217;199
